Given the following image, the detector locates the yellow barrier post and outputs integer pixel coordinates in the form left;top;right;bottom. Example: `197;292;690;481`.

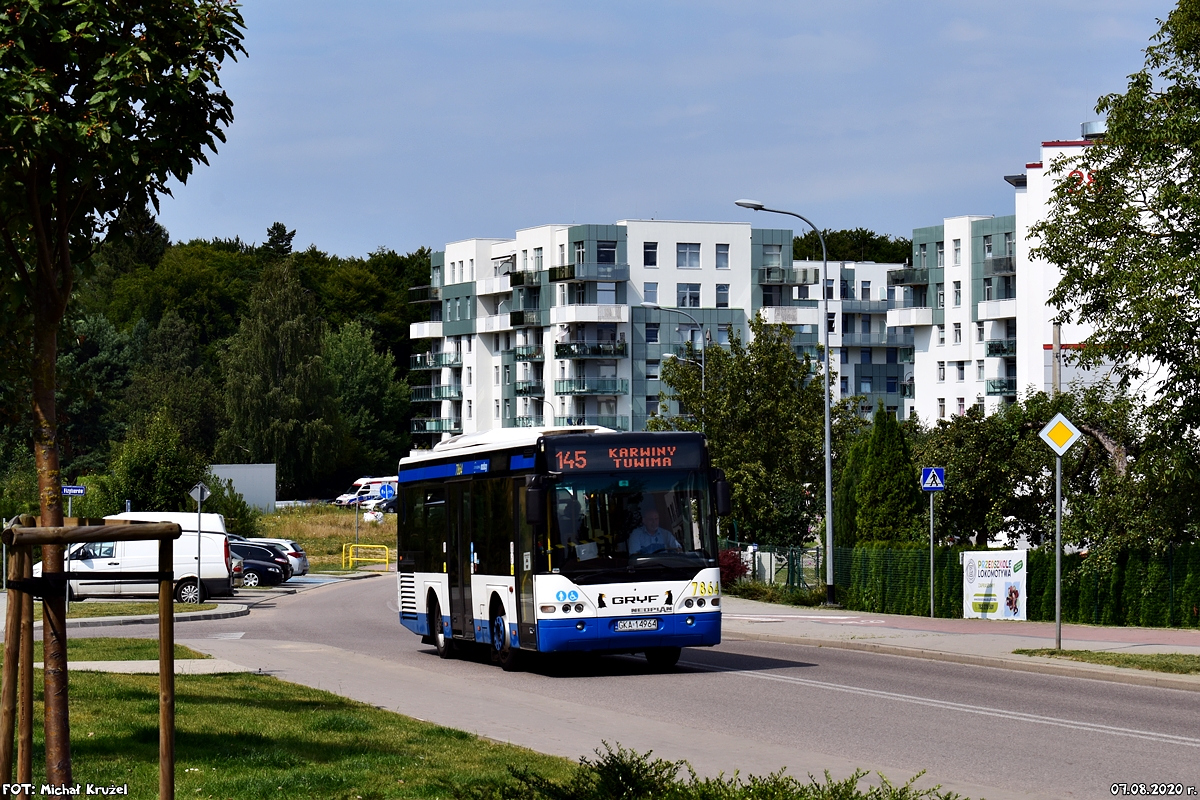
343;544;390;571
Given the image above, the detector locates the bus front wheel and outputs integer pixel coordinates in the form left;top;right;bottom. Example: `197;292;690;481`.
645;646;681;671
429;596;454;659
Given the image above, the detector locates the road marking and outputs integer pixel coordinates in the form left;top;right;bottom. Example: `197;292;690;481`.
681;660;1200;749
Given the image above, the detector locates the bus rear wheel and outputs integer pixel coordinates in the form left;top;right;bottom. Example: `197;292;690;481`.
645;646;681;671
490;606;521;672
429;596;454;659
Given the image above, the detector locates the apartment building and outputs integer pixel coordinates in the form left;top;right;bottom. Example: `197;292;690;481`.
408;219;908;443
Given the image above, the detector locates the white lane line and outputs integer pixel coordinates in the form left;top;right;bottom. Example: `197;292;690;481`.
680;660;1200;749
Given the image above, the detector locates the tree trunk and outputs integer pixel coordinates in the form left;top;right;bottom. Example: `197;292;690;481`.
31;309;71;784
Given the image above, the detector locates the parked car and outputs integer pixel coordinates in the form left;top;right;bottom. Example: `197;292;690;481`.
247;537;309;576
230;552;245;588
228;543;286;588
376;496;398;514
230;542;292;580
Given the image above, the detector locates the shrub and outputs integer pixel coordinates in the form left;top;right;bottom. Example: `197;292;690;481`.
718;548;747;587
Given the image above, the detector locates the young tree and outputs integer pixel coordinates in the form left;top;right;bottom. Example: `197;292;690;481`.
855;406;921;541
833;435;868;547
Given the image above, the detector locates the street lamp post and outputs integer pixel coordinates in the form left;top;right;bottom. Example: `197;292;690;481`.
735;200;837;606
641;302;705;427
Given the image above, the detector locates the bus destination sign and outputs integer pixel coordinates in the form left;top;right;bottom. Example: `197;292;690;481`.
547;438;703;472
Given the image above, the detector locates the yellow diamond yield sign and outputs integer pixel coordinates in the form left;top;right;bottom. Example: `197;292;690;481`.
1039;413;1082;456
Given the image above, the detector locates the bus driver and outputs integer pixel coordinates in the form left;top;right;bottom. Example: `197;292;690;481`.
627;503;682;555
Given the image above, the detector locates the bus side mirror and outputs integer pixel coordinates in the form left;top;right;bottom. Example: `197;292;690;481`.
526;487;545;525
714;480;731;516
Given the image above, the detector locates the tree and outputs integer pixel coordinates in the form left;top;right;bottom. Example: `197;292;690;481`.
1031;0;1200;433
794;228;912;264
833;435;868;547
262;221;296;260
855;406;921;541
107;409;207;514
216;262;340;498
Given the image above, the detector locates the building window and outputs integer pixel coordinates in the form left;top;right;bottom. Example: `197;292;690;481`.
522;250;528;270
717;324;730;345
466;367;472;386
677;283;701;308
919;243;927;267
977;360;985;380
953;323;962;344
646;360;660;380
716;284;729;308
558;243;565;265
644;282;658;304
887;376;898;393
716;244;729;269
827;312;836;334
466;400;472;419
953;238;961;266
861;315;871;335
494;400;500;419
840;347;849;364
494;366;500;386
762;284;783;306
534;247;543;269
938;398;946;418
597;282;617;304
504;365;511;385
504;399;511;418
984;278;994;301
597;240;617;264
798;284;810;300
646;397;659;416
840;376;849;395
860;377;873;394
937;325;945;346
936;241;945;267
937;361;945;382
644;242;658;267
646;323;659;344
861;281;871;301
953;281;961;307
677;243;701;269
936;283;944;308
957;397;965;416
976;322;984;342
957;361;965;381
763;244;782;268
1004;232;1014;257
984;234;993;259
861;348;872;364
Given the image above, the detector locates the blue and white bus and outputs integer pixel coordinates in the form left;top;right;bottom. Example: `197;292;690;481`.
395;426;731;670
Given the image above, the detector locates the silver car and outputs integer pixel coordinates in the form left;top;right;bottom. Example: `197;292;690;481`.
247;537;309;576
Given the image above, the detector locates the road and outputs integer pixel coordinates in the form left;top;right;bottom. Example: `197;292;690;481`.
74;576;1200;800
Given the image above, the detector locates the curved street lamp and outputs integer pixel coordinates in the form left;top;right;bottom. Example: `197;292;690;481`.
735;199;836;606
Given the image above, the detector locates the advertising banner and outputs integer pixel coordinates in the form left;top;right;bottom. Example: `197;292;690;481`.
962;550;1027;620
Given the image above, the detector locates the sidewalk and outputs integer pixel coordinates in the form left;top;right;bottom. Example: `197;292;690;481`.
721;596;1200;691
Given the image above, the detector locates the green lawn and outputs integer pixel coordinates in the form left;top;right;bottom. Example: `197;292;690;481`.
0;637;208;664
34;601;218;619
1014;648;1200;674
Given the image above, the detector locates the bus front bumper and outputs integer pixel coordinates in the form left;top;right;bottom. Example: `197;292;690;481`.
536;612;720;653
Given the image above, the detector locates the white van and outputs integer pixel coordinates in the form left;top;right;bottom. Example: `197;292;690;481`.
34;512;235;602
334;476;397;507
333;477;373;506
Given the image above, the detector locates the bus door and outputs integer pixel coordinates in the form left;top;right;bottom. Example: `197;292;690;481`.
514;479;541;648
447;481;475;640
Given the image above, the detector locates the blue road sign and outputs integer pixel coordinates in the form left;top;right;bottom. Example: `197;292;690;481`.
920;467;946;492
62;485;87;497
378;484;396;500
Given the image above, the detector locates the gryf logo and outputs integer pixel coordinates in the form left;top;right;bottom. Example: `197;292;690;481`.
610;595;658;605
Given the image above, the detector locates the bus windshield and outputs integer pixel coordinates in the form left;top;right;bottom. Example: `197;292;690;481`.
547;469;717;583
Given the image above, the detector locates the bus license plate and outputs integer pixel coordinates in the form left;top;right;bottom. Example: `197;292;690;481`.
615;618;659;632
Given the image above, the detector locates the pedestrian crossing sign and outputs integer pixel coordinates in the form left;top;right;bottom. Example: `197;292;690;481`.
921;467;945;492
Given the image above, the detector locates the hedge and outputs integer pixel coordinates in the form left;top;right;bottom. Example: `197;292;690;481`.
834;543;1200;628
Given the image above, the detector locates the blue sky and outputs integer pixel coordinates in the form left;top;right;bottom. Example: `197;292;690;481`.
155;1;1171;257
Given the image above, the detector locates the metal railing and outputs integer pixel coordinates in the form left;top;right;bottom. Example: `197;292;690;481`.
410;417;463;433
512;415;544;427
553;378;629;395
549;262;630;282
555;341;628;358
515;380;545;395
410;352;462;370
410;384;463;401
887;268;930;286
553;415;630;430
514;344;544;361
985;338;1017;357
343;543;389;571
986;378;1017;396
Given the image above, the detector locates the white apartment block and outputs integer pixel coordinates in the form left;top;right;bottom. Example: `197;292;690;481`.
408;219;909;443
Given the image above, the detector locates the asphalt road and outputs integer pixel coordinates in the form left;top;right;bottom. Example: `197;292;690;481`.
73;576;1200;800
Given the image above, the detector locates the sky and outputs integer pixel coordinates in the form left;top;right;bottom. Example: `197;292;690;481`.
155;1;1173;258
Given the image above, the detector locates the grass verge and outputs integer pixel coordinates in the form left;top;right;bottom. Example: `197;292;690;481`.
0;637;207;664
34;601;218;619
259;504;395;571
723;580;827;607
1013;648;1200;674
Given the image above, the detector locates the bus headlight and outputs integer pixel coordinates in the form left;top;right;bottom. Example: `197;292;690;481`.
561;603;571;613
697;598;706;607
684;598;694;608
573;603;584;613
711;597;720;606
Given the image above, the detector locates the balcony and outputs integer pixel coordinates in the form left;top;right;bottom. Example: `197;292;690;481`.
515;344;544;361
553;378;629;395
410;417;463;434
515;380;545;396
509;270;542;287
512;415;544;427
478;313;513;333
555;341;629;359
549;262;630;282
985;338;1017;357
756;267;819;285
475;275;511;296
888;268;930;286
977;298;1018;321
886;306;934;327
758;305;821;326
983;255;1016;276
409;321;443;340
553;415;630;431
841;331;909;347
408;285;441;303
840;299;890;313
410;352;462;370
410;384;463;402
986;378;1017;396
549;304;628;325
510;309;548;327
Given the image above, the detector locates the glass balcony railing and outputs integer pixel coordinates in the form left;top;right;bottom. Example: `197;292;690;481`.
841;331;915;347
549;262;630;282
887;268;930;286
553;415;630;431
840;299;890;313
554;341;629;359
410;352;462;370
553;378;629;395
512;415;544;427
983;255;1016;276
515;380;544;395
986;378;1017;396
514;344;544;361
508;270;542;286
410;384;463;402
510;309;547;327
408;285;441;303
985;338;1017;357
756;267;820;285
410;417;463;434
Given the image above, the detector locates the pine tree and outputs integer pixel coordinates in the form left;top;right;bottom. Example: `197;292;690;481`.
834;435;868;547
855;406;921;541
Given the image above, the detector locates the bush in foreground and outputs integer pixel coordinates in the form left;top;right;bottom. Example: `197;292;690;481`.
455;743;969;800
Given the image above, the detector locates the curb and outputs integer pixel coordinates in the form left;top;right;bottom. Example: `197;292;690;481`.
725;630;1200;693
34;604;250;630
